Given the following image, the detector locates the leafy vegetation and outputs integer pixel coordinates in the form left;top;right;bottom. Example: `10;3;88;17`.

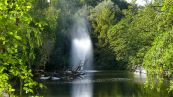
1;0;173;96
0;0;58;96
107;0;173;93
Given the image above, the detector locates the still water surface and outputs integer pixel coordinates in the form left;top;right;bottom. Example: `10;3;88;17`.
41;71;171;97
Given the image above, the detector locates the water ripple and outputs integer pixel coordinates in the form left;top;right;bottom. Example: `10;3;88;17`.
44;78;131;85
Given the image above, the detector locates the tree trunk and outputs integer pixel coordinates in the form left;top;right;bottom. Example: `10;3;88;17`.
19;79;23;96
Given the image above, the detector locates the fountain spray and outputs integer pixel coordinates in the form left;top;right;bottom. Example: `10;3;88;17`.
70;8;93;97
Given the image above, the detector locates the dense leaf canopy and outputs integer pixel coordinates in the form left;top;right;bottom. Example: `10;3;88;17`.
1;0;173;96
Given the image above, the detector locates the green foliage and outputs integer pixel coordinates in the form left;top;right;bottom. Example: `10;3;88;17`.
48;0;128;70
144;32;173;74
88;0;123;69
107;0;173;92
142;0;173;92
0;0;53;96
2;0;173;95
108;5;158;68
30;0;60;68
143;31;173;92
48;0;83;68
89;0;116;47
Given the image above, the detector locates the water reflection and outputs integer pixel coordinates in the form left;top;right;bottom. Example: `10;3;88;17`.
41;71;172;97
133;73;146;83
71;79;93;97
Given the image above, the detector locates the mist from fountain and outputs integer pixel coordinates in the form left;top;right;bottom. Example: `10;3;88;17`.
70;17;93;71
70;11;93;97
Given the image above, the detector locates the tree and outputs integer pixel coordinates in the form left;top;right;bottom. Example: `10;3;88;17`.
143;0;173;92
108;4;160;69
108;5;138;68
88;0;123;69
0;0;49;96
30;0;60;71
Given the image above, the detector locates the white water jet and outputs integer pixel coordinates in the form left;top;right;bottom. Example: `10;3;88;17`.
70;14;93;97
47;0;50;3
70;17;93;71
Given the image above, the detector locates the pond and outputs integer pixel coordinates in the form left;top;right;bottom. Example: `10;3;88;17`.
40;70;171;97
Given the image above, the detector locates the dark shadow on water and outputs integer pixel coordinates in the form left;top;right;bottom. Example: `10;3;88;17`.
40;71;172;97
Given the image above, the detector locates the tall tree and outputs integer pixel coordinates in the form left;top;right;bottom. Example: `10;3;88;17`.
0;0;55;95
88;0;122;69
143;0;173;92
